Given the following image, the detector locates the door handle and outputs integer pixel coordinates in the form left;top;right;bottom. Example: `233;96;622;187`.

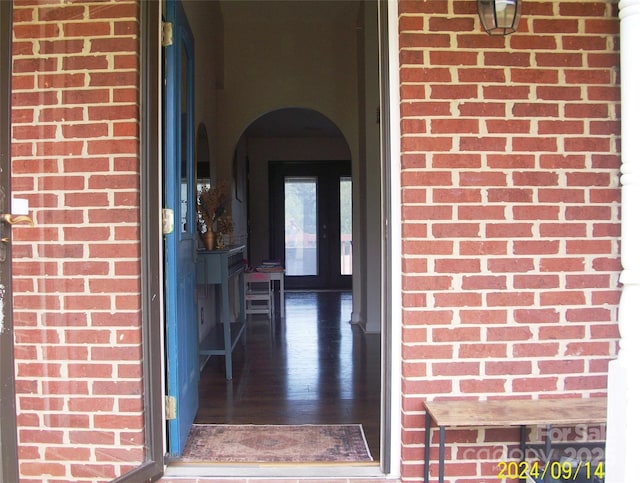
0;214;34;244
2;214;34;226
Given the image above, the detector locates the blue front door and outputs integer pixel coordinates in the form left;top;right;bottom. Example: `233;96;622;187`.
163;0;199;457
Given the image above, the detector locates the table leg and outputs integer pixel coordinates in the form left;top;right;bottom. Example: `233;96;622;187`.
278;273;284;316
222;279;232;380
240;273;247;346
424;413;431;482
438;425;445;483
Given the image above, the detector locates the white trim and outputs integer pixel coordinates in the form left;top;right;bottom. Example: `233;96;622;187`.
386;0;402;478
606;1;640;480
163;465;386;479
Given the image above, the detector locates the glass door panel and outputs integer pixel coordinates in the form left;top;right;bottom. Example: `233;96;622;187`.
340;177;352;276
285;177;318;276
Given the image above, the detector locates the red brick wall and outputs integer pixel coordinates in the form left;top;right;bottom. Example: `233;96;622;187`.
399;1;620;481
6;0;622;481
10;1;144;481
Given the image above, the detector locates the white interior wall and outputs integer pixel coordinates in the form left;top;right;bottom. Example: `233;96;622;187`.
363;0;382;333
215;1;369;329
184;1;220;174
215;0;360;240
183;1;223;341
215;2;360;170
184;0;383;337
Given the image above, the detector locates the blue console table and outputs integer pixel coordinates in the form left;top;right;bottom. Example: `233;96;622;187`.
196;245;246;380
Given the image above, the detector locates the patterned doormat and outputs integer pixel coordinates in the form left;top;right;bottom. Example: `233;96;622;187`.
180;424;373;463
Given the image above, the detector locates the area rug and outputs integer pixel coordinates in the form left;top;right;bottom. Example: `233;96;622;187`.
180;424;373;463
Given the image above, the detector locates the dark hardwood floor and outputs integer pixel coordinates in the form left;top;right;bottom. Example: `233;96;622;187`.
194;291;381;460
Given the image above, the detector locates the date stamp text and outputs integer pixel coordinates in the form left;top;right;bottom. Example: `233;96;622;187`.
497;460;605;480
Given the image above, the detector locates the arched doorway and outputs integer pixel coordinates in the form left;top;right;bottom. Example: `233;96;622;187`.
241;108;353;290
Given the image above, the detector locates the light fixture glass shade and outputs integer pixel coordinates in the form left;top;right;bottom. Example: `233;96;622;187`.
477;0;522;36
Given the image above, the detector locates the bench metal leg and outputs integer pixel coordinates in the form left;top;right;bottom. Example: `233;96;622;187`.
544;424;552;483
424;413;431;482
520;425;527;483
422;415;445;483
438;425;445;483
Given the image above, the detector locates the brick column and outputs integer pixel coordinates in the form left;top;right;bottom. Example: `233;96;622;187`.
606;1;640;479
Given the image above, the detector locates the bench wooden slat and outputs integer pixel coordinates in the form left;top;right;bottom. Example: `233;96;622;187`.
424;397;607;427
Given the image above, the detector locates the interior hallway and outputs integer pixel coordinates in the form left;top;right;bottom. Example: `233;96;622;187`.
194;291;381;460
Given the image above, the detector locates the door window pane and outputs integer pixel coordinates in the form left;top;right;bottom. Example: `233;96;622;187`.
340;177;352;275
285;177;317;276
180;45;195;233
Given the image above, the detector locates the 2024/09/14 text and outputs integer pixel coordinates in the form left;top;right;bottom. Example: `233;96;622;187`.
497;460;605;480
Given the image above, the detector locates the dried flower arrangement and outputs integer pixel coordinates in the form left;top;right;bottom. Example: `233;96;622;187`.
216;215;234;235
215;215;234;249
197;179;229;234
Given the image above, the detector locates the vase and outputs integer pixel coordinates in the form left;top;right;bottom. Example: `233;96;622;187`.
201;230;216;251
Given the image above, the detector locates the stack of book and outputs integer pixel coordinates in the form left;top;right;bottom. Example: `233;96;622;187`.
255;260;284;272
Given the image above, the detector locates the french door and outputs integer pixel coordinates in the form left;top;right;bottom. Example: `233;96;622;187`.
163;0;199;457
269;161;352;290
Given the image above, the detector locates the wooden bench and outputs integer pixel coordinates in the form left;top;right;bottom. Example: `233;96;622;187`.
424;397;607;483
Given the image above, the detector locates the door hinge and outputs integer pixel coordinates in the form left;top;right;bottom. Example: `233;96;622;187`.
162;21;173;47
162;208;174;235
165;395;177;420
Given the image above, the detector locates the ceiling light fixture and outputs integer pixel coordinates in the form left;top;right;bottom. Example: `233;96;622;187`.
477;0;522;36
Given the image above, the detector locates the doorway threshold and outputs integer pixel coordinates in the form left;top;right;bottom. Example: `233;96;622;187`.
163;462;385;479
